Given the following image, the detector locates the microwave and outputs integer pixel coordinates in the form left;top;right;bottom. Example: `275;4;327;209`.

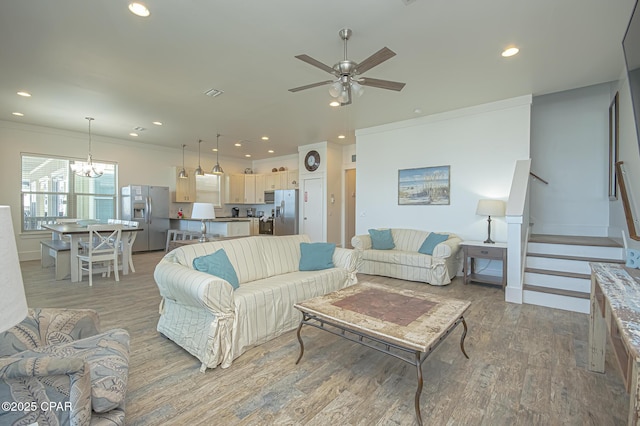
264;191;275;204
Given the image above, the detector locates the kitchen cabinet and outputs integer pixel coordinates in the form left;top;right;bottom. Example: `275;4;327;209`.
250;218;259;235
226;174;266;204
244;175;256;203
227;174;245;204
255;174;266;203
265;172;279;191
174;167;196;202
287;169;299;189
265;171;294;190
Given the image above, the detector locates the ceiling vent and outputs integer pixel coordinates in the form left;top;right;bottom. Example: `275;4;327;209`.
133;126;146;132
204;88;224;97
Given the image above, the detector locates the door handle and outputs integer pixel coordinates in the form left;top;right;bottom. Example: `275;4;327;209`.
147;196;153;224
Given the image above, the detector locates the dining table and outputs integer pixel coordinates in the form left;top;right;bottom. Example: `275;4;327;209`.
42;223;143;283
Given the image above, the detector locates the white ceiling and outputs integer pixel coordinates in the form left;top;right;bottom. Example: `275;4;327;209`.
0;0;636;160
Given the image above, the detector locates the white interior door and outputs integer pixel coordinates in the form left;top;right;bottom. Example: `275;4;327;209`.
302;177;324;242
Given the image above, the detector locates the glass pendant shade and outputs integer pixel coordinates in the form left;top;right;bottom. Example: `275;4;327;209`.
337;89;349;104
351;81;364;97
211;133;224;174
70;117;104;178
329;81;342;98
179;144;188;179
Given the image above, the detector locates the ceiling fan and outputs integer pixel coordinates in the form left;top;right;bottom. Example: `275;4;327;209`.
289;28;406;106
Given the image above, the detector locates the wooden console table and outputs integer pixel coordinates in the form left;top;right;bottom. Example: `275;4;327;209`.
460;241;507;289
589;262;640;425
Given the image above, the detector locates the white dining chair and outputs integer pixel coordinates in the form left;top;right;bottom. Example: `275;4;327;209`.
77;224;123;286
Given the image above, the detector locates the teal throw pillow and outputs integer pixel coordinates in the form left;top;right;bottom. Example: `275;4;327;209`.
193;249;240;289
368;228;395;250
627;249;640;269
299;242;336;271
418;233;449;255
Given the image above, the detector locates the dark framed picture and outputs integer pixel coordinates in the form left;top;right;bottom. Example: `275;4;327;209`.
398;165;450;205
609;92;619;200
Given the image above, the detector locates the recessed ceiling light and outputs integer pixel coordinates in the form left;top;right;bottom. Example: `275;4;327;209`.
152;121;162;126
128;2;150;17
245;154;251;158
338;135;345;139
129;132;139;137
212;148;218;152
261;136;269;141
329;101;340;107
17;91;31;97
12;112;24;116
413;108;422;114
501;47;519;57
268;150;274;153
234;143;242;147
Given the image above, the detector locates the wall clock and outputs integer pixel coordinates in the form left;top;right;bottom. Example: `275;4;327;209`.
305;150;320;172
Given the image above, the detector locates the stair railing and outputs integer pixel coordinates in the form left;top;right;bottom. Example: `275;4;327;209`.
530;172;549;185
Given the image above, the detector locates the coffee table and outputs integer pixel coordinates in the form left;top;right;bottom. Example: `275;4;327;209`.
293;282;470;425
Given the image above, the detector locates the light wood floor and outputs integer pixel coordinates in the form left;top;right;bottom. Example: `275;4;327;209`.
21;252;628;425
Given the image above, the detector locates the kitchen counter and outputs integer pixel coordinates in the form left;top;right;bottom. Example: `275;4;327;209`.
171;217;251;222
169;218;251;237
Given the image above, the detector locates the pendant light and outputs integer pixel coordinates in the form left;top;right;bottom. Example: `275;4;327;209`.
211;133;224;174
178;144;188;179
194;139;204;176
70;117;104;178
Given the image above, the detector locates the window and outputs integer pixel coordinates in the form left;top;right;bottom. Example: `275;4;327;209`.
21;154;117;232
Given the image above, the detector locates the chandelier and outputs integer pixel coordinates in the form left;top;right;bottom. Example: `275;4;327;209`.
70;117;104;178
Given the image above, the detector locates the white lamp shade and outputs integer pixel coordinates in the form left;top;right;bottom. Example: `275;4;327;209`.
476;199;506;217
191;203;216;220
0;206;28;332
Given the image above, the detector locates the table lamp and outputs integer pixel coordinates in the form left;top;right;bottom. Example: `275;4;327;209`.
476;199;505;244
191;202;216;243
0;205;28;332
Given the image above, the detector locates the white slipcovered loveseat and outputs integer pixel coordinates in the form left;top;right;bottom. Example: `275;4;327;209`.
351;228;462;286
154;235;360;371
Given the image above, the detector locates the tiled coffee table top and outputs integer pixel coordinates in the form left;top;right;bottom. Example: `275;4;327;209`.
294;282;470;352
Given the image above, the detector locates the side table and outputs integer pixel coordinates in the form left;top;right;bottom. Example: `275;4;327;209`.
460;240;507;289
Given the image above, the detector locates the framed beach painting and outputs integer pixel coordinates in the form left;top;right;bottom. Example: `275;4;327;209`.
398;165;450;205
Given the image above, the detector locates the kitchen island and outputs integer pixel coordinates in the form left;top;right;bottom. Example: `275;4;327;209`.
169;217;250;237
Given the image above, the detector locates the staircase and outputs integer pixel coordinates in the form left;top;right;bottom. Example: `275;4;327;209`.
523;234;625;313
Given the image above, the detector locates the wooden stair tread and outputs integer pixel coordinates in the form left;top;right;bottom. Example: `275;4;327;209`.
527;252;624;264
523;284;590;299
529;234;622;248
524;267;590;280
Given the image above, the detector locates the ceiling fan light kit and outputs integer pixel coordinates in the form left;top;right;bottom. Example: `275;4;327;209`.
289;28;405;106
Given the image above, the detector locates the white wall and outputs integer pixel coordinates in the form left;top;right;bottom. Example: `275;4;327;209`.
530;83;612;236
355;96;531;242
0;120;250;260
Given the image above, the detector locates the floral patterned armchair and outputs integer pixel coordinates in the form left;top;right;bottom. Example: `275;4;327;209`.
0;308;130;426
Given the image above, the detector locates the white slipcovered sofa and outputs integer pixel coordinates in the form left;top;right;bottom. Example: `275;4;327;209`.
154;235;360;371
351;228;462;286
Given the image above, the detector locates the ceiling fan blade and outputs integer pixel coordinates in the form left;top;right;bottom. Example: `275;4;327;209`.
355;47;396;74
294;54;336;74
359;77;406;91
289;80;334;93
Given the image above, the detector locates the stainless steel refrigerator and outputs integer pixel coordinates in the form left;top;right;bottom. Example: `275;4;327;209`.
121;185;170;251
274;189;299;235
